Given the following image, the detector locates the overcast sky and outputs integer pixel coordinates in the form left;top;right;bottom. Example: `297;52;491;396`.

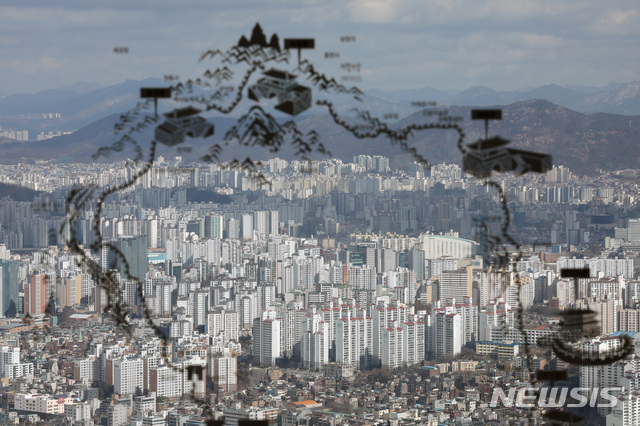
3;0;640;95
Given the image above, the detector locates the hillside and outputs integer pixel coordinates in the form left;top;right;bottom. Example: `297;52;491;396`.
0;99;639;176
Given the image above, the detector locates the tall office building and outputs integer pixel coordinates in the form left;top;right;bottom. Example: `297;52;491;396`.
253;211;269;236
252;311;281;366
428;305;462;360
241;214;253;240
626;281;640;307
109;235;148;283
107;404;128;426
348;265;375;290
205;310;223;337
628;219;640;243
282;308;302;360
588;296;620;335
437;266;472;303
428;256;458;280
408;249;425;282
579;337;631;418
59;274;82;308
269;210;279;236
0;245;9;261
402;315;425;366
81;274;95;305
205;214;224;239
101;245;109;272
93;285;109;314
227;218;239;239
383;267;417;305
585;336;620;377
382;248;396;273
145;217;159;249
25;273;48;315
224;310;239;341
454;297;478;345
0;346;18;371
191;288;208;329
186;219;204;237
0;260;19;317
504;275;535;310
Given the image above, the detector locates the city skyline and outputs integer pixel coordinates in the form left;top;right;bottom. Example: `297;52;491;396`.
3;4;640;423
0;153;639;423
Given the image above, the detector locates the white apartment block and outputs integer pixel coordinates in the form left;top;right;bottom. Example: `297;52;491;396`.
73;357;96;384
619;309;640;332
150;365;182;398
4;363;34;379
626;281;640;307
402;315;425;367
428;306;462;360
181;358;207;400
479;298;514;342
143;357;161;391
382;326;403;370
301;312;329;370
451;297;478;345
15;394;74;415
503;327;556;346
422;233;476;260
607;389;640;426
335;311;371;369
114;358;144;395
371;301;406;365
558;257;633;279
211;349;237;392
64;403;92;422
0;346;33;379
252;311;281;366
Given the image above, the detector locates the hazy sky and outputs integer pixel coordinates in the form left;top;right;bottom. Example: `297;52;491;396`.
3;0;640;95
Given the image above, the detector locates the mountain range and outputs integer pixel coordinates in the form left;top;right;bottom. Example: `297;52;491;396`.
0;79;162;134
1;98;639;176
1;79;640;175
366;81;639;115
2;79;640;134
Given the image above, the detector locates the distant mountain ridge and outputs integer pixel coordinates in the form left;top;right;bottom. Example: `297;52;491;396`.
294;99;640;175
369;81;640;116
2;77;640;176
0;78;166;134
2;79;640;136
1;98;639;176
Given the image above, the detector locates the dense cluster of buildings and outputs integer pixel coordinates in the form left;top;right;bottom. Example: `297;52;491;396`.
0;127;28;142
0;156;640;423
